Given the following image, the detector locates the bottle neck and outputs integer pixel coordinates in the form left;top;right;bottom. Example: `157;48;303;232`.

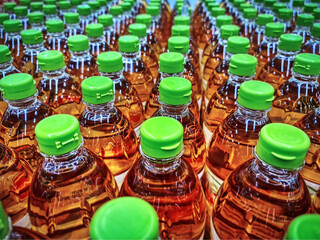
6;31;21;39
228;73;254;84
84;101;114;113
263;36;280;43
89;36;104;44
160;71;184;79
159;101;190;116
242;18;256;26
235;104;270;121
48;31;66;39
70;49;92;59
41;67;67;79
121;51;140;60
0;60;14;71
291;70;319;83
30;22;45;29
218;38;228;46
276;48;300;58
66;22;81;29
139;36;148;46
24;42;45;51
80;15;91;21
99;70;123;82
310;35;320;42
255;25;266;33
295;25;311;32
6;94;38;108
103;25;114;32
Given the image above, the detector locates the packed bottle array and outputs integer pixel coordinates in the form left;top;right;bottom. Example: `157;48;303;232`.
0;0;320;239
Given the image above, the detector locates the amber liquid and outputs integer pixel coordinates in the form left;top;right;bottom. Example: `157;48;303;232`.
250;29;264;56
10;226;49;240
104;29;119;51
149;25;164;58
45;35;70;61
200;37;217;80
302;39;320;55
255;41;278;78
64;27;84;38
198;19;214;53
158;2;172;50
120;156;206;239
89;39;110;60
5;35;24;66
29;147;119;239
212;158;312;239
140;41;159;82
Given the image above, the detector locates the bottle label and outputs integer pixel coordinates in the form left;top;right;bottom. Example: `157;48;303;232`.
210;218;221;240
304;179;319;196
206;167;224;200
203;122;213;147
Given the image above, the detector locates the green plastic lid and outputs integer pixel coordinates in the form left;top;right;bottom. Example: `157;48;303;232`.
279;0;290;3
20;0;31;7
81;76;114;104
129;23;147;38
68;35;89;51
14;6;28;17
4;2;16;12
265;22;284;37
243;8;257;19
0;14;9;25
233;0;245;8
45;0;56;5
174;16;190;25
304;3;318;13
229;54;257;76
159;52;184;74
30;2;43;12
46;19;64;33
293;53;320;75
168;36;189;54
0;73;36;100
256;123;310;169
120;2;131;11
285;214;320;240
313;8;320;20
37;50;65;71
21;29;43;44
220;25;240;40
257;14;274;26
98;14;113;27
296;14;315;27
312;23;320;37
71;0;82;6
171;25;190;37
255;0;264;3
237;80;274;110
3;20;22;33
264;0;276;8
292;0;304;7
59;1;71;10
78;5;92;16
28;12;44;23
109;6;123;16
240;3;253;12
216;15;233;28
312;0;320;3
90;197;159;240
97;51;123;73
0;45;11;64
227;36;250;54
159;77;192;105
207;2;220;9
141;117;183;159
146;5;160;16
44;4;57;15
88;1;100;10
64;13;80;24
278;8;293;20
0;203;9;239
86;23;104;37
278;34;302;51
98;0;107;7
210;7;225;17
35;114;82;156
272;3;286;13
118;35;139;53
136;14;152;27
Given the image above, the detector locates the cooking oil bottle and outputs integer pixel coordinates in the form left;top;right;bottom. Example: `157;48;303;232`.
269;53;320;125
120;2;133;27
43;5;59;21
27;12;47;39
285;214;320;239
64;13;84;38
3;19;23;66
120;116;206;239
110;6;126;36
146;5;164;57
302;23;320;54
4;2;16;19
292;14;315;44
239;8;257;37
86;23;110;60
278;8;294;33
98;14;119;51
211;123;312;239
30;2;43;14
0;14;9;45
88;1;101;21
29;114;118;239
59;1;72;20
0;45;20;80
71;0;82;13
14;6;28;30
78;5;92;31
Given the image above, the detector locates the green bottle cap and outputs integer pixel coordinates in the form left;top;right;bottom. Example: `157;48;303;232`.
21;29;43;44
237;80;274;110
32;0;43;2
227;36;250;54
171;25;190;37
304;3;318;13
0;45;11;64
255;0;264;3
98;14;113;27
68;35;89;51
98;0;107;8
120;2;131;11
229;54;257;76
264;0;276;8
216;15;233;28
243;8;257;19
278;34;302;51
210;7;225;17
46;19;64;33
37;50;65;71
296;14;315;27
159;77;192;105
35;114;82;156
256;123;310;169
136;14;152;27
168;36;189;54
159;52;184;74
279;0;290;3
312;0;320;3
90;197;159;240
285;214;320;240
86;23;104;37
220;25;240;40
0;14;9;25
4;2;16;12
240;3;253;12
20;0;31;7
88;1;100;11
110;6;123;16
81;76;114;104
97;51;123;73
3;20;22;33
118;35;139;53
0;73;36;100
71;0;82;6
293;53;320;75
292;0;304;7
272;3;286;13
78;5;92;16
313;8;320;20
28;12;44;23
174;15;190;25
43;5;57;15
233;0;245;8
257;14;274;26
278;8;293;20
312;23;320;37
207;2;220;9
30;2;43;12
59;1;71;10
64;13;80;24
14;6;28;17
129;23;147;38
265;22;284;37
141;117;183;159
146;5;160;16
0;203;9;239
45;0;56;5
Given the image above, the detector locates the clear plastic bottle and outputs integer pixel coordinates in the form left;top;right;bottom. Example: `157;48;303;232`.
4;2;16;19
211;123;312;239
119;35;154;106
97;0;107;15
120;116;206;239
231;0;245;20
302;23;320;54
235;3;253;26
90;197;159;240
120;2;134;27
304;3;318;16
79;76;139;187
278;8;294;33
203;54;257;146
19;0;31;10
43;5;59;21
253;0;264;13
146;5;164;56
258;34;303;89
0;14;9;45
29;114;119;239
262;0;275;14
285;214;320;239
292;14;315;44
66;35;98;85
27;12;47;40
30;2;43;14
0;45;20;80
86;23;110;60
269;53;320;125
71;0;82;13
98;14;119;51
239;8;257;38
58;1;72;20
13;6;28;30
314;8;320;23
88;1;101;21
0;73;51;171
64;13;84;38
272;3;286;21
110;6;126;36
78;5;92;31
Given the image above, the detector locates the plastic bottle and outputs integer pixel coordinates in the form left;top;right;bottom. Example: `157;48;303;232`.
110;6;126;36
203;54;257;145
269;53;320;125
64;13;84;38
19;0;31;9
0;14;9;45
278;8;294;33
4;2;16;19
250;14;273;55
98;14;119;51
97;0;107;15
13;6;28;30
78;5;92;31
235;3;254;26
292;14;315;44
314;8;320;23
88;1;101;21
120;2;134;27
30;2;43;13
272;3;286;21
285;214;320;239
66;35;98;85
253;0;264;13
231;0;245;21
90;197;159;240
119;35;153;106
302;23;320;54
304;3;318;15
86;23;110;60
146;5;164;55
59;1;72;20
239;8;257;38
0;73;51;171
27;12;47;39
262;0;276;14
43;5;59;21
120;116;206;239
29;114;118;239
71;0;82;13
0;45;19;80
